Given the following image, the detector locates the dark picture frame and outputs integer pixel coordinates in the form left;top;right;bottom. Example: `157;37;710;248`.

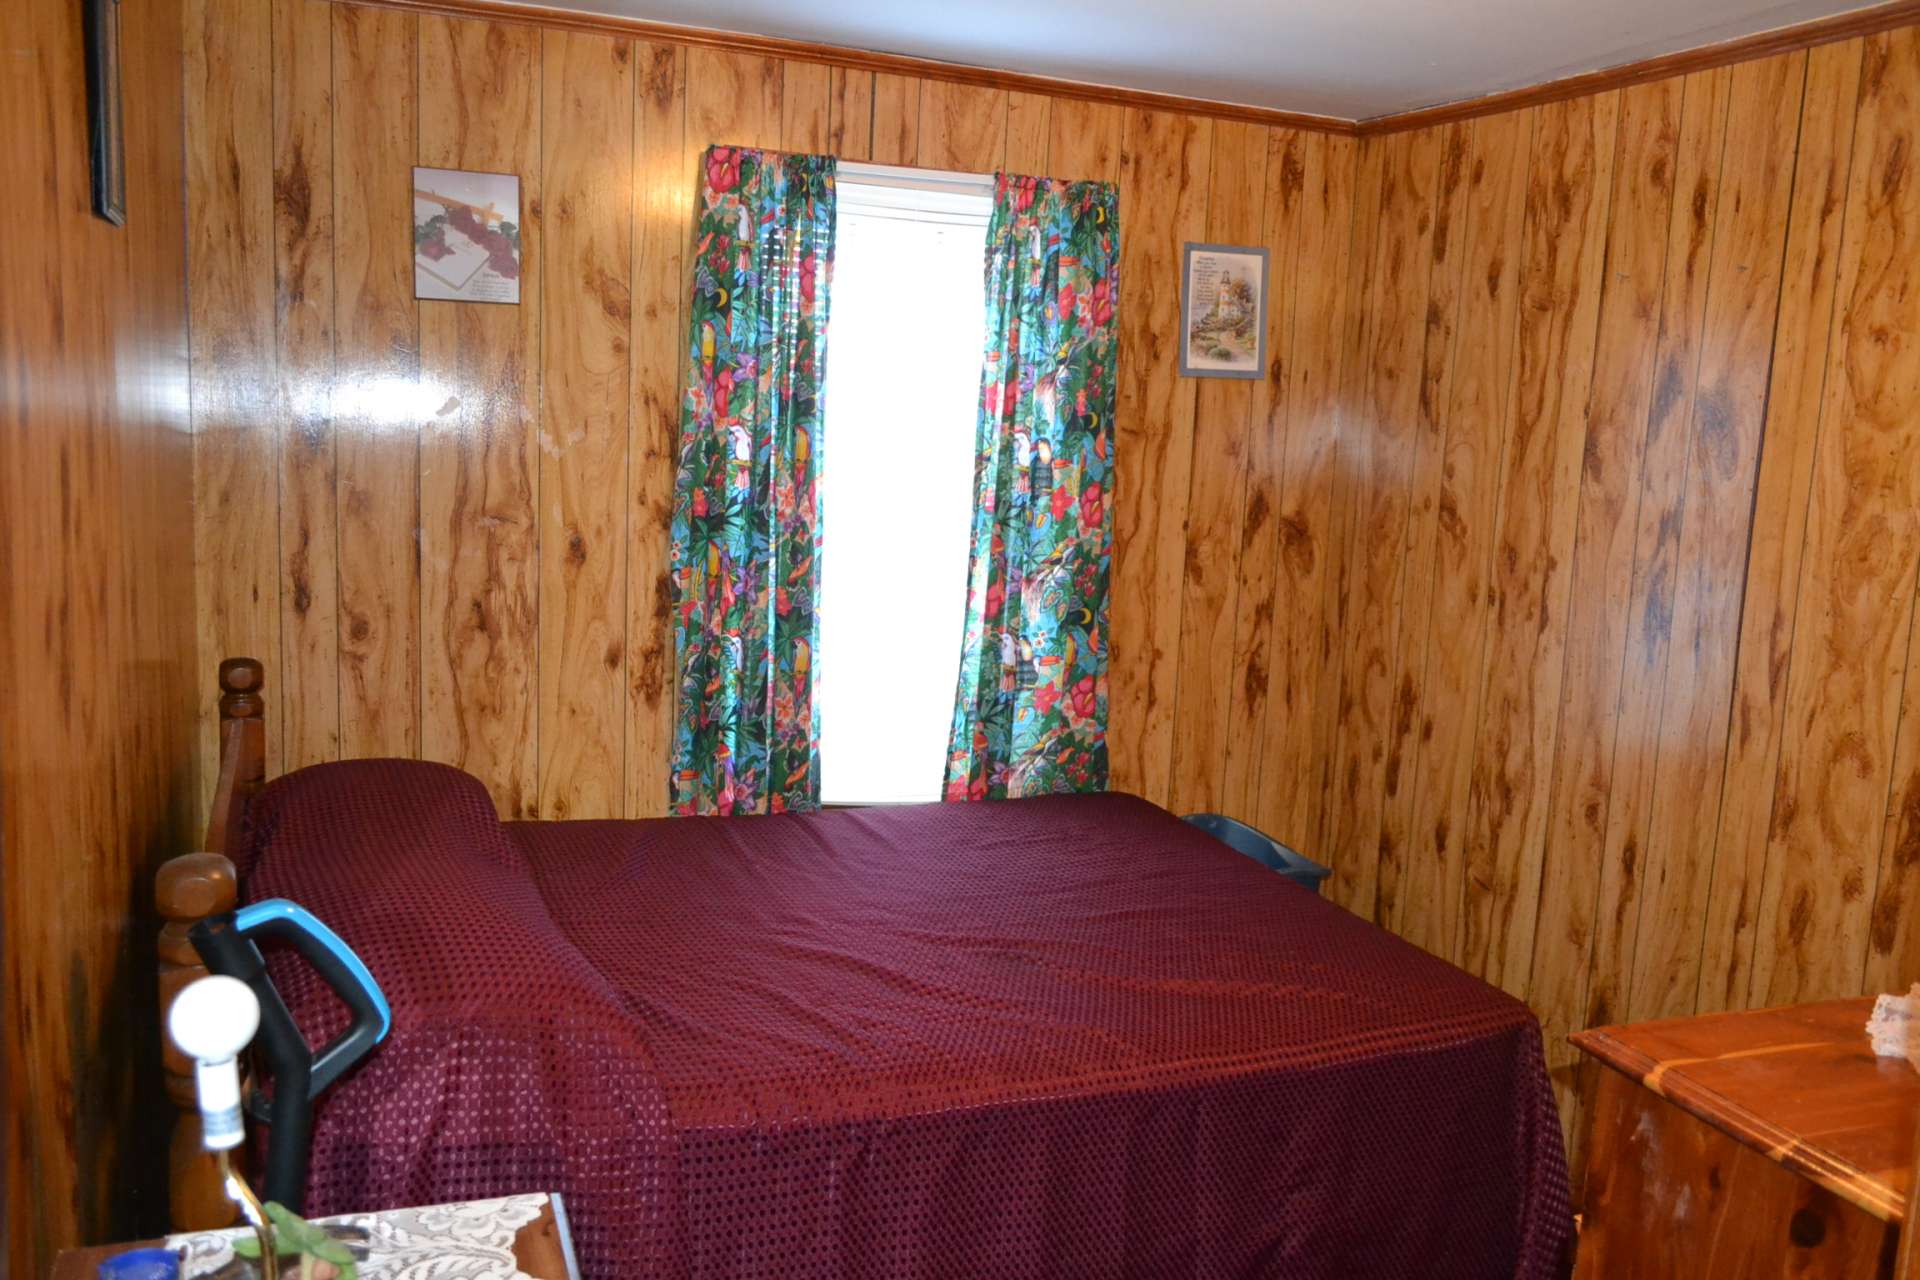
84;0;126;226
1179;242;1268;379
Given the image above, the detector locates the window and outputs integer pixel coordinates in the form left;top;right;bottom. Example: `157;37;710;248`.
818;165;993;805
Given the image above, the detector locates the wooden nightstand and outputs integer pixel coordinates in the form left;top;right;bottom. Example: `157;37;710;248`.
51;1194;577;1280
1571;999;1919;1278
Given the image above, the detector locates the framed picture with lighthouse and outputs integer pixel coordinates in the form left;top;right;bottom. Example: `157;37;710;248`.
1179;242;1268;379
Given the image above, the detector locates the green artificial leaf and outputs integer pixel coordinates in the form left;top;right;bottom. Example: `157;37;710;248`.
223;1204;360;1278
265;1202;333;1253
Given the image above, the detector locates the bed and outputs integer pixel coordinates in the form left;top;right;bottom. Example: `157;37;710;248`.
157;661;1573;1278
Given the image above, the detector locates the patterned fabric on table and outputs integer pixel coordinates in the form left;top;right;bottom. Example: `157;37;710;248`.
167;1194;553;1279
946;173;1120;801
670;146;836;816
241;758;1573;1280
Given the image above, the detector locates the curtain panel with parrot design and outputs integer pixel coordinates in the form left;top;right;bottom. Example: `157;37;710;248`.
945;174;1121;801
670;147;835;815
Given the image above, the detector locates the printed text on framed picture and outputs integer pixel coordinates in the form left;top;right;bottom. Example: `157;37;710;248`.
1179;243;1268;379
414;167;523;304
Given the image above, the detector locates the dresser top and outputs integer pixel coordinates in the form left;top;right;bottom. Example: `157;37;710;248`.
51;1194;574;1280
1571;996;1919;1222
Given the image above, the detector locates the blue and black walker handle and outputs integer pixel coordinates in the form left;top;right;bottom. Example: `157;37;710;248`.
189;899;390;1211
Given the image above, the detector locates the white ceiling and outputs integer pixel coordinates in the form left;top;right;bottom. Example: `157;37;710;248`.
546;0;1881;119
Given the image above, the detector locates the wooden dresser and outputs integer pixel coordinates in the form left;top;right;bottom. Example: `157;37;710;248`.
1572;998;1920;1278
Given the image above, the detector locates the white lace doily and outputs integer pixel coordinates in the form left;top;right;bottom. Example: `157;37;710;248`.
165;1193;552;1280
1868;982;1920;1071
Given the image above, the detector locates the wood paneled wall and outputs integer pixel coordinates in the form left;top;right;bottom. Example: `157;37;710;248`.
3;0;198;1270
187;0;1920;1172
1326;32;1920;1149
186;0;1359;823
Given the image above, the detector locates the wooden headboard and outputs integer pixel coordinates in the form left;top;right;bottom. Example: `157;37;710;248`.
155;657;267;1230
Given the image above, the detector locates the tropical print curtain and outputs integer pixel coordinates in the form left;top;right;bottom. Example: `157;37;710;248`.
670;147;836;816
945;174;1121;801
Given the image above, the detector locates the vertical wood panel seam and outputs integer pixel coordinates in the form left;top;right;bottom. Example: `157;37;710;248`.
1244;130;1309;796
1509;93;1623;978
1320;135;1380;862
913;78;925;167
325;2;340;760
533;28;547;812
1653;53;1804;1015
1343;133;1415;920
1162;116;1216;806
184;0;196;791
1450;111;1531;965
1522;92;1624;986
1853;50;1920;982
1296;135;1367;856
270;0;286;775
1231;130;1276;799
633;41;696;815
1398;116;1484;949
1751;42;1866;997
1209;127;1270;794
1725;39;1861;1006
1683;55;1817;1009
1451;105;1540;968
1320;139;1372;893
1373;129;1468;922
1862;561;1920;988
1039;92;1048;173
328;8;345;766
1531;92;1634;1010
1618;74;1741;1007
1569;84;1689;1034
184;4;205;796
413;17;426;759
621;37;638;813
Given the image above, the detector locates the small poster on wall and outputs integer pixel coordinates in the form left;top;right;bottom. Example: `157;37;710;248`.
413;167;522;304
1180;242;1268;379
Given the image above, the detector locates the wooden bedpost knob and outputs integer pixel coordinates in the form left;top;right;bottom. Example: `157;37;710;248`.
158;853;238;923
217;657;264;720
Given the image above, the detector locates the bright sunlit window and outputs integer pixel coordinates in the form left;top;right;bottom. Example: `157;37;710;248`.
818;165;993;805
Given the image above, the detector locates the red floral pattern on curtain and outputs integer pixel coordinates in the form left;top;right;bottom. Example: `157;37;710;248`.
670;147;836;815
945;174;1120;800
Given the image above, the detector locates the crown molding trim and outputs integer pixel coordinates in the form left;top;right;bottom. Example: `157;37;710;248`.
331;0;1920;141
1358;0;1920;134
334;0;1360;134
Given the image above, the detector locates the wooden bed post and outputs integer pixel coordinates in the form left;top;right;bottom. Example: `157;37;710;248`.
157;657;265;1229
205;657;265;855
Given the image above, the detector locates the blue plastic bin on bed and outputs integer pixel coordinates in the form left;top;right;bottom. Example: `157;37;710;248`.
1181;813;1333;894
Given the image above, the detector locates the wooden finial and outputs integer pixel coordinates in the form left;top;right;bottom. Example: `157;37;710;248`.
157;853;238;932
205;658;266;856
218;656;265;720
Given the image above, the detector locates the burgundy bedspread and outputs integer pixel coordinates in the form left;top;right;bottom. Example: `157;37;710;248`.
242;760;1571;1279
